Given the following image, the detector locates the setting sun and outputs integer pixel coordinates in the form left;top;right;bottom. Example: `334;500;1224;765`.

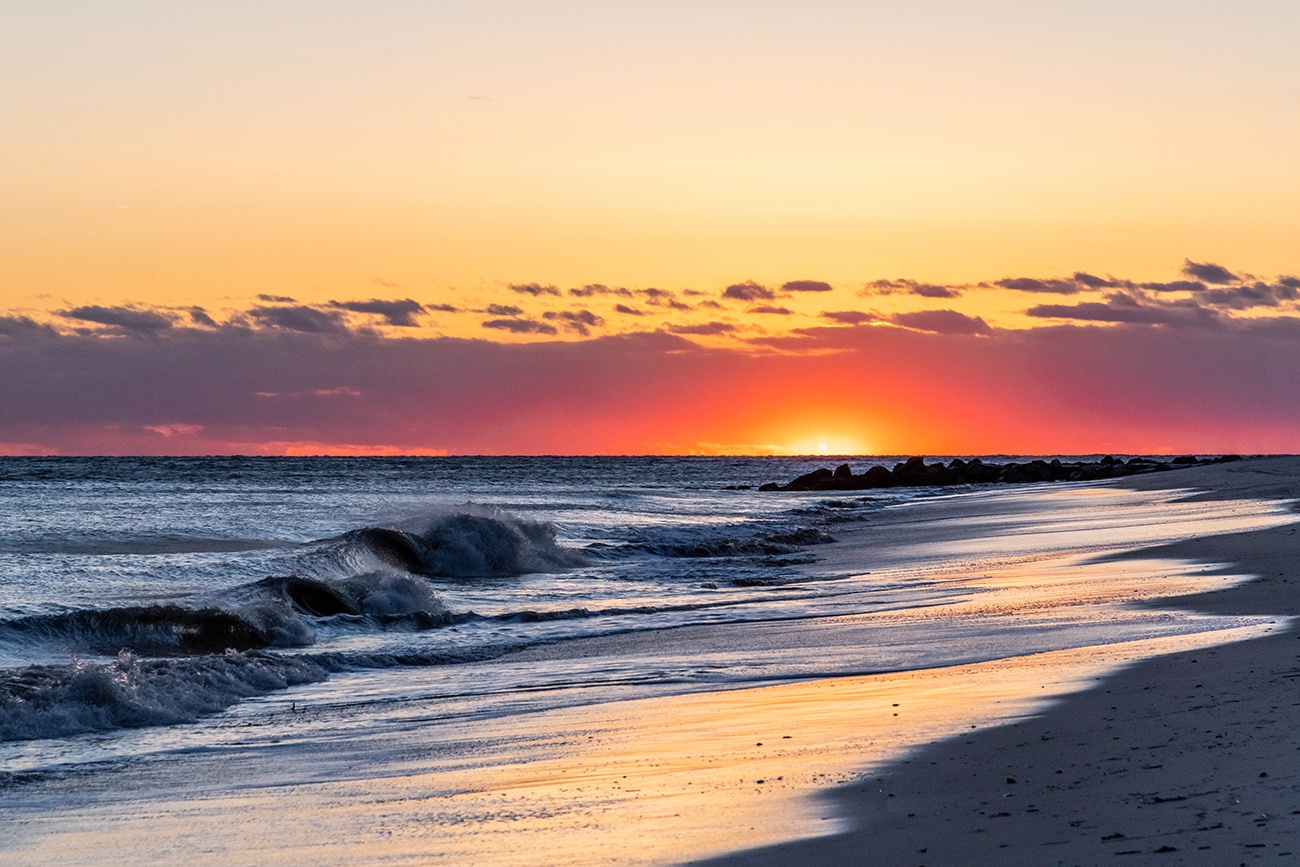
780;434;870;457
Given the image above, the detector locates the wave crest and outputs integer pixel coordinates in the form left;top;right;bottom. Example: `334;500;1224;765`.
335;507;588;578
0;650;331;742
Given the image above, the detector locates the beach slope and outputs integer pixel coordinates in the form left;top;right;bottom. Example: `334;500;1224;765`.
708;456;1300;865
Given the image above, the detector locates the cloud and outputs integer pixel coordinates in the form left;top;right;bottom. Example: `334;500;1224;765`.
1199;281;1299;310
247;305;349;334
910;284;960;299
144;423;205;437
188;307;217;328
1181;259;1240;285
640;288;692;310
509;282;561;297
482;318;558;335
781;280;832;293
485;304;524;317
1026;291;1223;327
890;309;992;335
60;305;176;334
427;303;460;313
614;304;645;316
542;309;605;336
820;310;880;325
0;315;60;339
4;317;1300;456
865;279;962;299
994;277;1082;295
373;277;399;288
722;281;775;302
257;294;296;303
669;321;736;335
569;284;633;298
328;298;426;327
749;306;793;315
1139;280;1206;294
1071;272;1124;289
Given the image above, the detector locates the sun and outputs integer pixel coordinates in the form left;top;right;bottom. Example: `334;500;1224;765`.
782;434;869;456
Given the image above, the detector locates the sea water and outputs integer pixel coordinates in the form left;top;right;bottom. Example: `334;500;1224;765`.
1;455;1296;863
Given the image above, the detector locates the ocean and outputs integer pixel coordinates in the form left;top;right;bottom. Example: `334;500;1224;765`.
1;456;1294;864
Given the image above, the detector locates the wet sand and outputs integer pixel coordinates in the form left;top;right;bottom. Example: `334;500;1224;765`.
708;456;1300;865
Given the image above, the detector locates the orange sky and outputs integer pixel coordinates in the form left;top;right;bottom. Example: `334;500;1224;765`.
3;3;1299;455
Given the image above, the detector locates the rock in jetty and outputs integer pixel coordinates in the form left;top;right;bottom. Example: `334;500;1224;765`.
759;454;1240;492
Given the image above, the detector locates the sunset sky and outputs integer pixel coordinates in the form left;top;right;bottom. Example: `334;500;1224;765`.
3;2;1299;455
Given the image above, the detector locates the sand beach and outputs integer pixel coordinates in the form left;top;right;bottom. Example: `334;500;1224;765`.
713;456;1300;865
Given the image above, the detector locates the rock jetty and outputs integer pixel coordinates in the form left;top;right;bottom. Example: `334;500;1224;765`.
760;454;1240;492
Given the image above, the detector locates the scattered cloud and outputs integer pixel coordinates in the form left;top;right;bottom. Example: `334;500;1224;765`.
748;306;793;315
1026;291;1223;327
820;310;880;325
427;303;460;313
994;277;1083;295
909;284;961;299
59;305;176;335
485;304;524;317
569;284;633;298
509;282;561;297
247;305;349;334
1182;259;1239;285
639;288;691;310
890;309;992;335
0;315;60;339
722;281;776;302
1139;280;1206;294
542;309;605;336
256;294;296;303
865;279;961;299
482;318;558;335
373;277;399;288
669;321;736;335
1200;281;1299;310
328;298;426;327
781;280;832;293
144;423;205;437
188;307;217;328
1071;272;1123;289
614;304;646;316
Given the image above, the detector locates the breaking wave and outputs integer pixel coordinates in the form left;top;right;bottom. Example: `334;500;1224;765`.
311;506;589;579
0;506;597;742
0;650;333;742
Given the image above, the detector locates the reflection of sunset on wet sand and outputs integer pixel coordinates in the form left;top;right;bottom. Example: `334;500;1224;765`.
12;630;1275;867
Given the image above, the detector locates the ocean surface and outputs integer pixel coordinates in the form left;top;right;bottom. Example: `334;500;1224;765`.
1;455;1296;862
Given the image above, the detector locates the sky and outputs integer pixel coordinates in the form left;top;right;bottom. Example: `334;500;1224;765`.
2;2;1299;456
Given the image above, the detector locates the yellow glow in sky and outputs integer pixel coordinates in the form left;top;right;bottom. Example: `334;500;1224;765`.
2;2;1299;321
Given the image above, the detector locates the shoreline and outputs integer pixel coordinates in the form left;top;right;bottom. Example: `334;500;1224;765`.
706;455;1300;865
2;459;1297;865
